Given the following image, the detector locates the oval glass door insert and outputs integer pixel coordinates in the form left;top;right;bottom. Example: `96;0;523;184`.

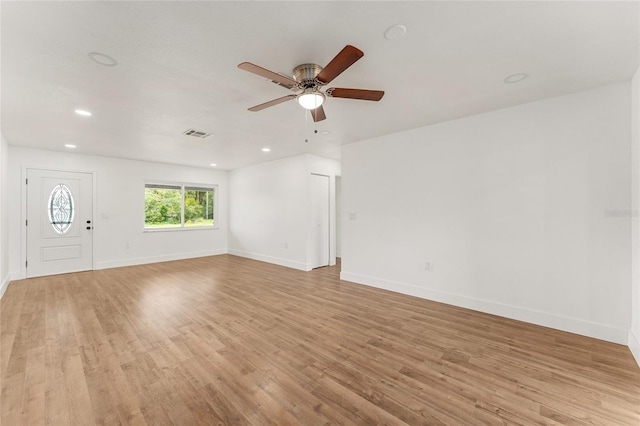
48;184;75;234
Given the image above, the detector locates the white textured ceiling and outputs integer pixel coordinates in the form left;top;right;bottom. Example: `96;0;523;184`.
2;1;638;170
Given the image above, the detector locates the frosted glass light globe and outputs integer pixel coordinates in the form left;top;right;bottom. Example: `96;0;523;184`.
297;91;325;110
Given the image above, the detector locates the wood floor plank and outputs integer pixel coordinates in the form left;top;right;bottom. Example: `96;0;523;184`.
1;254;639;425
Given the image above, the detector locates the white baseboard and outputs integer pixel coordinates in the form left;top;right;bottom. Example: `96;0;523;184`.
10;272;25;281
340;270;628;345
228;249;310;271
0;274;10;299
95;249;228;270
629;330;640;368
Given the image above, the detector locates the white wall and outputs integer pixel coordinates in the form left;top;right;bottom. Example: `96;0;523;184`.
229;155;308;270
342;82;631;344
631;66;640;365
0;4;7;297
229;154;340;271
8;147;228;279
336;176;342;258
0;133;9;298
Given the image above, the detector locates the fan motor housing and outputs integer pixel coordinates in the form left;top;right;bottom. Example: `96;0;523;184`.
293;64;323;84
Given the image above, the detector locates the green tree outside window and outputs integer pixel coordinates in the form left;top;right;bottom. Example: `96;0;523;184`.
144;184;215;228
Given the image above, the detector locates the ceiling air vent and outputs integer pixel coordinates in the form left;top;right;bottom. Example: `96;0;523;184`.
183;128;212;138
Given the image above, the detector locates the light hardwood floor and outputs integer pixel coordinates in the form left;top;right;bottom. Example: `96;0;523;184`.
1;255;639;425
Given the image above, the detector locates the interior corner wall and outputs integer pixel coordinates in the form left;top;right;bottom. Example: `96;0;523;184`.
341;82;631;345
0;132;9;299
8;147;229;279
228;154;340;271
631;66;640;366
228;155;309;270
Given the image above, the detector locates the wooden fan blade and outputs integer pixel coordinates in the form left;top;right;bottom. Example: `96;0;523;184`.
238;62;298;88
326;88;384;101
316;45;364;84
310;105;326;122
248;94;296;111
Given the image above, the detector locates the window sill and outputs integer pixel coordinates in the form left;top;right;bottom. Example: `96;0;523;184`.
143;226;219;233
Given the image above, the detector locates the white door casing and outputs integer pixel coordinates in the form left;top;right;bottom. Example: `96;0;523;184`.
310;173;330;269
26;169;93;277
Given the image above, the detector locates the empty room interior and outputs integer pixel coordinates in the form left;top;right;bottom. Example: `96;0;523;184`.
2;1;640;425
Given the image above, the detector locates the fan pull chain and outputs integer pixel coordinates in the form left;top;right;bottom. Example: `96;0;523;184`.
304;107;309;143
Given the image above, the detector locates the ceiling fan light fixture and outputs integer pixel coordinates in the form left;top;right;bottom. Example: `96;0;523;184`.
239;45;383;122
297;90;325;110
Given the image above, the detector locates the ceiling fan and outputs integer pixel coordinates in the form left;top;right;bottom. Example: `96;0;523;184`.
238;45;384;122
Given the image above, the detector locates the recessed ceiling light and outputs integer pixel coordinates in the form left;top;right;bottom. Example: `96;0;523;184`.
504;73;530;84
262;147;271;152
64;144;76;148
320;130;331;135
88;52;118;67
210;163;217;167
74;109;92;117
384;24;407;40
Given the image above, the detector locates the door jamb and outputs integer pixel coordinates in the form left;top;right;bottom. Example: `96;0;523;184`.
310;172;333;268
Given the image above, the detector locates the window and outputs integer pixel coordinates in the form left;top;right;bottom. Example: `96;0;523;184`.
144;183;216;229
48;183;75;234
184;186;215;227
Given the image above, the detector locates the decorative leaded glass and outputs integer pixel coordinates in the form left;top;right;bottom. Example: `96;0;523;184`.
48;184;74;234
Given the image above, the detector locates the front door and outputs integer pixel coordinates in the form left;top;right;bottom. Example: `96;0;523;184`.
26;169;93;277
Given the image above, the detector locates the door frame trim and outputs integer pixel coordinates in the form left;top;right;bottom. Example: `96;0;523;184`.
21;166;97;279
309;173;333;269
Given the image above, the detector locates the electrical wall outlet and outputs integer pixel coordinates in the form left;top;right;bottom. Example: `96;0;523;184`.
424;261;433;272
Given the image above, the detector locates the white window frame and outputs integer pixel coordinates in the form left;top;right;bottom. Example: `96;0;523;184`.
143;181;218;231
